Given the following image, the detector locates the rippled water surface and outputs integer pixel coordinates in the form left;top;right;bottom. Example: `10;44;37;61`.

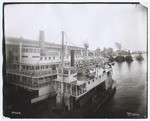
92;54;147;118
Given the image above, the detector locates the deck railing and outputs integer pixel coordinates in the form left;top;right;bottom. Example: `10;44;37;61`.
7;79;52;89
52;80;87;97
6;69;57;77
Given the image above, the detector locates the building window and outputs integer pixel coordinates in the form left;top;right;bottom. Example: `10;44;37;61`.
32;66;34;70
64;70;68;74
28;66;31;70
45;57;47;60
71;70;75;74
25;48;28;53
34;49;36;53
53;57;55;60
22;65;25;69
40;57;42;60
49;57;51;60
58;69;62;74
29;48;33;53
22;56;28;58
15;57;18;61
16;65;19;69
32;56;40;58
37;49;40;53
93;79;94;82
22;48;25;52
60;57;61;59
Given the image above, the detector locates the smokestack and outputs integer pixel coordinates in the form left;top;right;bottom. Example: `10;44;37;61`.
71;50;74;67
39;30;45;50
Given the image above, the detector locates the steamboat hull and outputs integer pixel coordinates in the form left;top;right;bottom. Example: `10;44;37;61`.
90;86;116;113
76;80;106;107
4;82;56;105
75;80;116;114
52;79;116;117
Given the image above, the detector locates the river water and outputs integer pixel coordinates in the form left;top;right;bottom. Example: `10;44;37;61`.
92;54;147;118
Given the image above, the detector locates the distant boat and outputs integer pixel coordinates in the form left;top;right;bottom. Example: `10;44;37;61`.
124;50;133;62
136;52;144;61
115;55;125;62
125;56;133;62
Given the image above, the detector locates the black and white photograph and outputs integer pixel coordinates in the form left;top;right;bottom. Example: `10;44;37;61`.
3;2;148;118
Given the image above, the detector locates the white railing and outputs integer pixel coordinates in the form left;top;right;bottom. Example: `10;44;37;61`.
6;69;57;77
7;79;52;89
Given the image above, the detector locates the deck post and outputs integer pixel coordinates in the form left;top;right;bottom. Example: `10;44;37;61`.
71;84;72;95
55;81;56;91
81;85;83;94
76;85;77;96
26;77;28;86
38;78;39;88
66;83;68;94
19;41;22;71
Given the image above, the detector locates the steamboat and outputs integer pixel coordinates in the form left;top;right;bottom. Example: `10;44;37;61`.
50;31;117;115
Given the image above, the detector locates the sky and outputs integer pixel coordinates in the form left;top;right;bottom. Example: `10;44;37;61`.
4;3;147;51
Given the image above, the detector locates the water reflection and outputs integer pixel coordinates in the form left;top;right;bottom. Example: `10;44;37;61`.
126;61;132;70
94;54;147;118
137;60;143;65
116;62;123;71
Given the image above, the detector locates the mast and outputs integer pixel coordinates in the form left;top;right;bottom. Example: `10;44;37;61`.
65;41;68;55
61;31;64;105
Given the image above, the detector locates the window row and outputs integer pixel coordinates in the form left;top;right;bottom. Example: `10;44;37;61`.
22;48;40;53
7;74;52;83
41;56;55;60
40;56;69;60
21;64;58;70
22;56;40;58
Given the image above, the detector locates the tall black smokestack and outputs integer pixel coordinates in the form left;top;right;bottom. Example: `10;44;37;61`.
71;50;74;67
39;30;45;51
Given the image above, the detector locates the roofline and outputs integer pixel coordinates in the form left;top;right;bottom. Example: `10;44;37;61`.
5;36;85;50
